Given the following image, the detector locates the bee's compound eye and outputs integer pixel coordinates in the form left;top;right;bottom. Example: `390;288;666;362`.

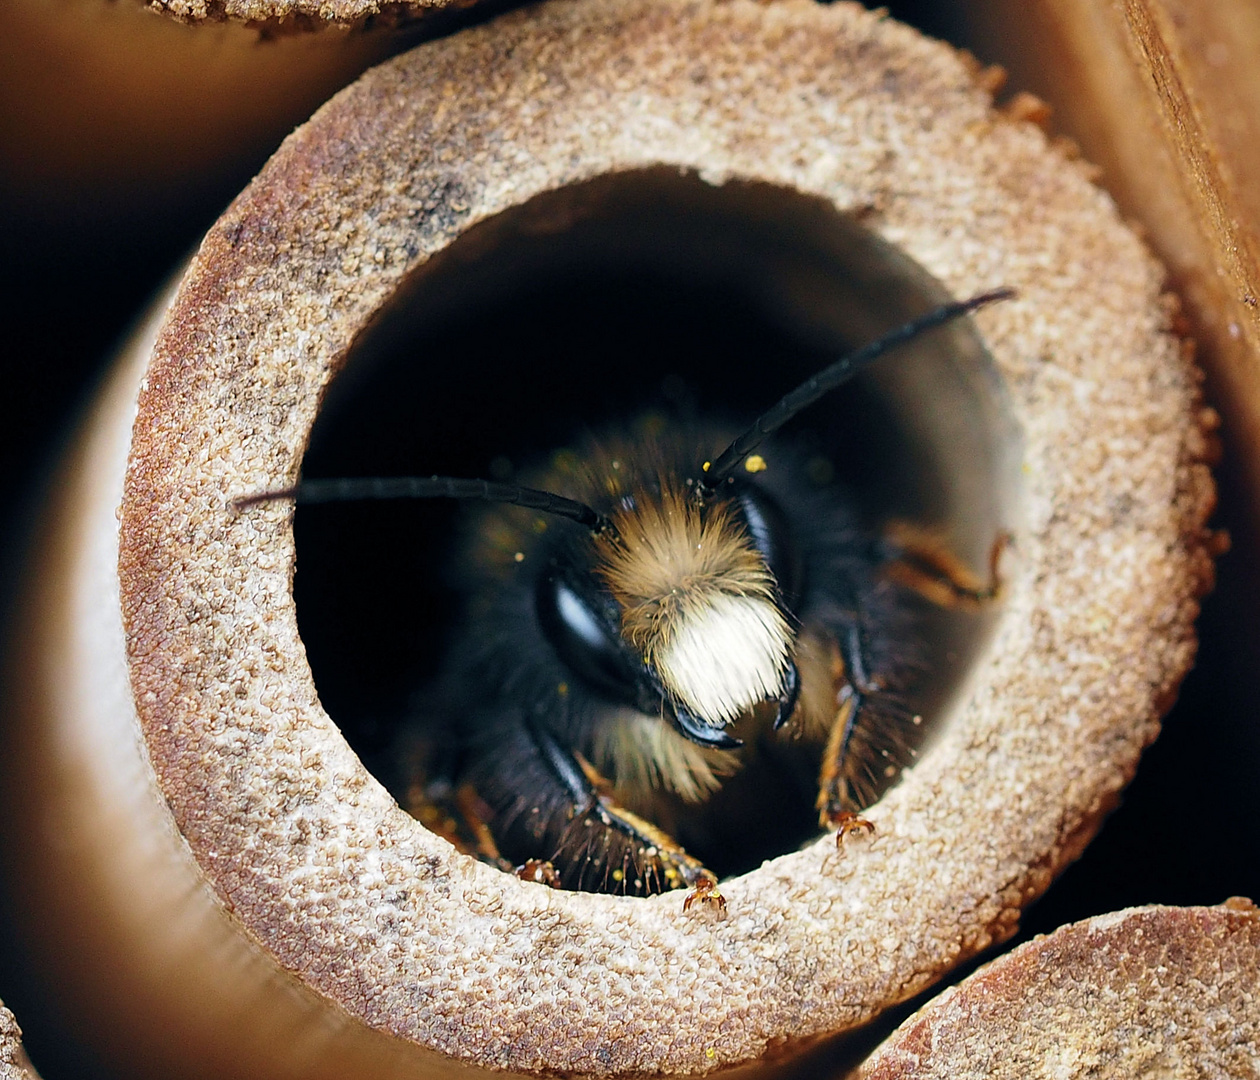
536;573;636;698
735;485;802;608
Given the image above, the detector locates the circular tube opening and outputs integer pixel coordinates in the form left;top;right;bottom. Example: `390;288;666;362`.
293;168;1018;885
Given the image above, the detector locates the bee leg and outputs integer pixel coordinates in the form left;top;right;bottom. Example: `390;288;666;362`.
515;859;562;888
816;624;877;845
525;721;718;900
406;776;516;872
453;784;514;867
681;873;726;914
881;522;1009;610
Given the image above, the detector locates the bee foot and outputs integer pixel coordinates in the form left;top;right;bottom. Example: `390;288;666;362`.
829;811;875;848
516;859;562;888
682;874;727;914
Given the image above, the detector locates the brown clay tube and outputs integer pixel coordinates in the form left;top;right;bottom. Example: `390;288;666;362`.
0;0;1218;1076
855;901;1260;1079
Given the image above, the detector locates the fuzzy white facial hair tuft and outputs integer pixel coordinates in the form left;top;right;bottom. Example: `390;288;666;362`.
655;592;792;725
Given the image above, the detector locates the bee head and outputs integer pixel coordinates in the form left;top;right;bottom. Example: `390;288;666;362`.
533;481;799;751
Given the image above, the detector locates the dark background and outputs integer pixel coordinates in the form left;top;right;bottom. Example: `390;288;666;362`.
1;1;1257;1076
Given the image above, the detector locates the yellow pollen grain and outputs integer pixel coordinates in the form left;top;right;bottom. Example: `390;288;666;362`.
513;551;525;562
744;454;767;473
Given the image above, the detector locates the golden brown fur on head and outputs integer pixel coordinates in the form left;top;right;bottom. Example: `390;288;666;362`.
596;488;775;651
595;486;794;725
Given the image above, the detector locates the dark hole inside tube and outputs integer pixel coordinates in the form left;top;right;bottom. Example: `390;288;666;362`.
294;168;1013;883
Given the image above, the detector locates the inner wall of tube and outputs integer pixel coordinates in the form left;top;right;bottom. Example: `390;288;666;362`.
295;168;1018;882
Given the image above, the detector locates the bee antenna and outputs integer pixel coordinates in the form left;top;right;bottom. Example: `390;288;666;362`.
698;287;1016;494
234;476;615;534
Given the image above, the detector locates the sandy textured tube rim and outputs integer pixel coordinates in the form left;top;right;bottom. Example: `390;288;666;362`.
855;900;1260;1079
144;0;474;29
117;0;1217;1074
0;1002;39;1080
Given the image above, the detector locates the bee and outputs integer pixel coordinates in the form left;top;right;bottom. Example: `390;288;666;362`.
240;288;1013;910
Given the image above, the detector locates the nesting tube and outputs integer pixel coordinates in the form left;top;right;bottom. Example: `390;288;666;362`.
855;901;1260;1078
0;0;402;247
1;0;1217;1076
